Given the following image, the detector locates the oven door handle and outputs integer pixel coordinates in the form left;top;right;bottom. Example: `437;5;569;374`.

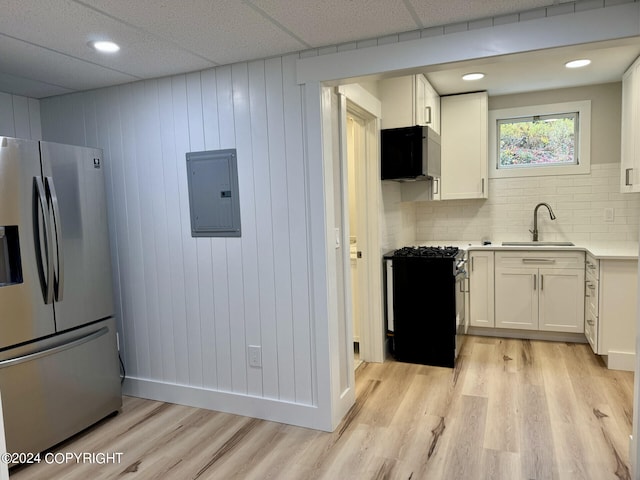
456;271;468;292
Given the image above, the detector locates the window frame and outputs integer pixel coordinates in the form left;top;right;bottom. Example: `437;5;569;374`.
489;100;591;178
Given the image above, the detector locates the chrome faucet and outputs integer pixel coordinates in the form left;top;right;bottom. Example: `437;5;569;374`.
530;202;556;242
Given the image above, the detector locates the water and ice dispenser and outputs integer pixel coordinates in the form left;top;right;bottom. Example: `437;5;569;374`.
0;226;22;287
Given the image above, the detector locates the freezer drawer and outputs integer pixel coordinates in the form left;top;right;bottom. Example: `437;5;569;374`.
0;318;121;457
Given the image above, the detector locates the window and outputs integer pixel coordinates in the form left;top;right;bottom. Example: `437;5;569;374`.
498;112;578;168
489;101;591;178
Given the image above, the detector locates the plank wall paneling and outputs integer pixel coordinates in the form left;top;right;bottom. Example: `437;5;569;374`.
39;53;319;428
0;92;41;140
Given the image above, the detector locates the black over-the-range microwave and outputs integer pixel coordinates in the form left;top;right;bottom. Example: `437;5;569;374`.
381;125;441;181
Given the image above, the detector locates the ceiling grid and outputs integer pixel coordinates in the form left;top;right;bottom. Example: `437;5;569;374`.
0;0;635;98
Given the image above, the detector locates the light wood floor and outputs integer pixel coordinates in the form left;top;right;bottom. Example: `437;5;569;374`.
10;336;634;479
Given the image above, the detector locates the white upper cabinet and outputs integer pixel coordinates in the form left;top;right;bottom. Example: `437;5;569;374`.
621;56;640;193
380;74;440;133
440;92;488;200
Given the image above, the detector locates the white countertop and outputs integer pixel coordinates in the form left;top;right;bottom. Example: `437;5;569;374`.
413;240;639;260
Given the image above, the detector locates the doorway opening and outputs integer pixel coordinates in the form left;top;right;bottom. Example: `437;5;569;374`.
337;84;384;368
346;113;365;370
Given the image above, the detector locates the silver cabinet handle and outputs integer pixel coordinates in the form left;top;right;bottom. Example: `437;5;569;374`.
522;258;556;264
541;274;544;291
482;178;485;194
33;176;54;304
626;168;633;186
433;177;439;195
533;274;537;290
0;327;109;369
45;177;64;302
425;106;432;125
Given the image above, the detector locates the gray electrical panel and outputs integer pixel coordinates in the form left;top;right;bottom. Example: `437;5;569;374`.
186;149;241;237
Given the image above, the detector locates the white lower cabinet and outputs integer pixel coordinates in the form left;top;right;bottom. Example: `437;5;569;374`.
468;251;494;327
587;256;638;370
494;251;585;333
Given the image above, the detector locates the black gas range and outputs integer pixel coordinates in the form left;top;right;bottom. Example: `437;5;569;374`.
384;245;466;368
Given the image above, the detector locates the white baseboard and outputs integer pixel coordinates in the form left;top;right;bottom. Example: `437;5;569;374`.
467;327;588;343
606;351;636;372
123;377;332;432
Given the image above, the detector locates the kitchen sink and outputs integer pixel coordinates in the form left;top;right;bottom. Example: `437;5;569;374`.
501;241;575;247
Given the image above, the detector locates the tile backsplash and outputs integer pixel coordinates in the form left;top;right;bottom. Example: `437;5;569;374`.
410;164;640;243
381;182;416;250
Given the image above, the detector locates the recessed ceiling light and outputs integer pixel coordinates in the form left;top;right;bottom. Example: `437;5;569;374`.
462;72;485;81
90;40;120;53
565;59;591;69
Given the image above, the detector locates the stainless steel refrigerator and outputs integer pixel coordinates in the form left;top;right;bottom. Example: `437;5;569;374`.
0;137;121;457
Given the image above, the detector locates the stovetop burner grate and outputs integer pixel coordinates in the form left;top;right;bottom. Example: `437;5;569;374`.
393;246;460;258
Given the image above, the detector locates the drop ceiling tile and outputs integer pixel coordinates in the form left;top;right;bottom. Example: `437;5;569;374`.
0;0;216;80
0;72;73;99
0;34;138;93
250;0;418;47
79;0;308;65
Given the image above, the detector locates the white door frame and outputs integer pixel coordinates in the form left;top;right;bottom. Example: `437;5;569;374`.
337;85;384;363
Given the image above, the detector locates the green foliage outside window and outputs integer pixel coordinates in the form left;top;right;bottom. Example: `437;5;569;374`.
498;113;577;168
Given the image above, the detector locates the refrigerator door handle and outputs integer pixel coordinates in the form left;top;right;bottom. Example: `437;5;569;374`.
45;177;64;302
0;327;109;369
33;176;54;304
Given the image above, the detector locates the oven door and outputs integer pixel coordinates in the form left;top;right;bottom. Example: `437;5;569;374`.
454;266;466;359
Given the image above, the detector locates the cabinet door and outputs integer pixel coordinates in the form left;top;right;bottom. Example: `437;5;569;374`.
621;63;637;193
415;74;440;131
495;267;537;330
469;251;494;327
538;268;585;333
379;76;415;129
585;303;598;353
441;92;488;200
414;74;426;126
423;80;441;134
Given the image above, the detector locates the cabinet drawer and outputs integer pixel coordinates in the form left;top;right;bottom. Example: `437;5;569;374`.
496;251;585;269
586;253;599;280
585;306;598;352
585;278;599;314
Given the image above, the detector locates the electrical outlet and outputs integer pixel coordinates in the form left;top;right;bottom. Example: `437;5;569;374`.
248;345;262;368
604;207;614;223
